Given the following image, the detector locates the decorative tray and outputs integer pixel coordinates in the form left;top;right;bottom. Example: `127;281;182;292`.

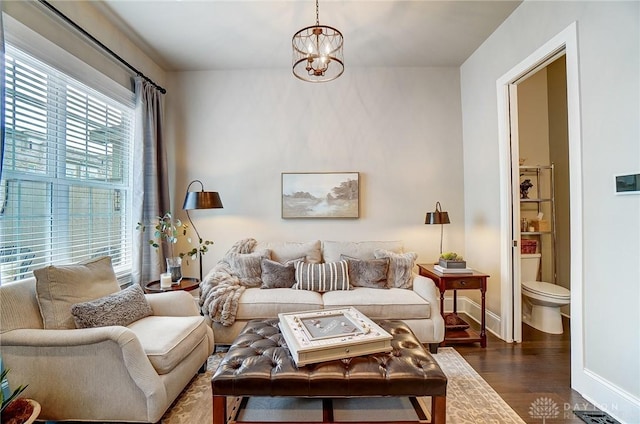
444;313;470;330
278;307;393;366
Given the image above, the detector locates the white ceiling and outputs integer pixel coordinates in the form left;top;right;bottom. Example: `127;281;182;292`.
96;0;521;72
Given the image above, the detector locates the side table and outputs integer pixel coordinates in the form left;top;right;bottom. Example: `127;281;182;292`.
144;277;200;294
417;264;489;348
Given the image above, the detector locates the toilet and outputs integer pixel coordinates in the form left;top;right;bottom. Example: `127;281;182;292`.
521;253;570;334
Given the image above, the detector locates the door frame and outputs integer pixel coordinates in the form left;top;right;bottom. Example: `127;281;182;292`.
496;22;584;385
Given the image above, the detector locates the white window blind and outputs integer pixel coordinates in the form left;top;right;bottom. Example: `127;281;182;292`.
1;45;134;284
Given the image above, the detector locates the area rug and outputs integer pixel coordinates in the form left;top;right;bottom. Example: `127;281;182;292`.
161;347;525;424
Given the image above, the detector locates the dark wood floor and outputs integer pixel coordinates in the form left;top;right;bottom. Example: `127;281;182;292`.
452;315;596;423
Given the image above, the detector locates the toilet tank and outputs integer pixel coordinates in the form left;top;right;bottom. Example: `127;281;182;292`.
521;253;541;281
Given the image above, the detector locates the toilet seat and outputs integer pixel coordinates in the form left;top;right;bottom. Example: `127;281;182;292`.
522;281;570;300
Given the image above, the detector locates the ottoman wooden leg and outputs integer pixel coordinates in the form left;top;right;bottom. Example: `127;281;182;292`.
213;395;226;424
431;395;446;424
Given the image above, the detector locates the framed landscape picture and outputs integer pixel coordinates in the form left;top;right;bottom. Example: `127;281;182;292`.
282;172;359;219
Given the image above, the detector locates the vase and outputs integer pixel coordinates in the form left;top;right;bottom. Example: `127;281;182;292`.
166;257;183;283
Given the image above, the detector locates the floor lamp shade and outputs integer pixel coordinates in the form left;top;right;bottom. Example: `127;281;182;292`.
183;189;223;210
182;180;223;282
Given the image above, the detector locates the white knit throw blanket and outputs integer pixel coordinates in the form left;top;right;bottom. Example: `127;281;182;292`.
199;238;257;326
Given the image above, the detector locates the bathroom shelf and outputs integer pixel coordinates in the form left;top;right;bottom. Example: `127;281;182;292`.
520;164;557;283
520;198;553;203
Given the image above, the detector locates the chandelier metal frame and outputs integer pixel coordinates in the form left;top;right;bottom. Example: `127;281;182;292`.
292;0;344;83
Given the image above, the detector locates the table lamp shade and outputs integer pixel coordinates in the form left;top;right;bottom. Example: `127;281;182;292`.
425;201;450;257
425;210;450;225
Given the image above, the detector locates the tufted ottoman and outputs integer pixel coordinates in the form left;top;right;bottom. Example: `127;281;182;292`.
212;319;447;423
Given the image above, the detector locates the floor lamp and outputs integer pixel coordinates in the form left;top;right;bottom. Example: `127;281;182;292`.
425;201;450;260
182;180;223;281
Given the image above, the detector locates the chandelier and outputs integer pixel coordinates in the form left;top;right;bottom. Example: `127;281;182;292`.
292;0;344;82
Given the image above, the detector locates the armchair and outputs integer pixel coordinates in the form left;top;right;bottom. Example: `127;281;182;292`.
0;275;214;423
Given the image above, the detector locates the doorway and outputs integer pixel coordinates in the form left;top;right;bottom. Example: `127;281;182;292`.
512;54;571;339
496;22;584;388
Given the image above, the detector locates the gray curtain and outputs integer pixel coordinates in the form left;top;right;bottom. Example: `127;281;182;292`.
132;76;169;286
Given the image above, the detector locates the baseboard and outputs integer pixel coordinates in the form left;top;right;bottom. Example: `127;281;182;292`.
577;368;640;424
443;296;502;340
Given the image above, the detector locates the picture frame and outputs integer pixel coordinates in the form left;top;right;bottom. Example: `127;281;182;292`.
281;172;359;219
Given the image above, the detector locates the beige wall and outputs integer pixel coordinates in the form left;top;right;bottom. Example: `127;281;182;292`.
165;67;466;275
518;70;551;167
547;57;570;295
461;1;639;420
517;70;554;285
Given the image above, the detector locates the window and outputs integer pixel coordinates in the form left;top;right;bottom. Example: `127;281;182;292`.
1;44;134;284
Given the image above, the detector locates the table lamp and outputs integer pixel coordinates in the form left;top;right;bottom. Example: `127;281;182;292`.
182;180;223;281
425;201;450;258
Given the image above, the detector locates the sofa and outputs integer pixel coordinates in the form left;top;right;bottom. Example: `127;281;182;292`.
200;240;445;352
0;256;214;423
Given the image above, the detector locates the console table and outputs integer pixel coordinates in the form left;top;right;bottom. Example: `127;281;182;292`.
418;264;488;348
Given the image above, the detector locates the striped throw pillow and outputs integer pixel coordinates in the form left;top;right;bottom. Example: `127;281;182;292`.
293;260;350;292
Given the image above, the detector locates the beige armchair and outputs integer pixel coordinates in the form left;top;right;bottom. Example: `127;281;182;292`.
0;276;214;423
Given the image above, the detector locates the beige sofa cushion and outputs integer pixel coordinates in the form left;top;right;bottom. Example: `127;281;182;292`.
34;256;120;329
236;287;323;319
322;241;403;263
127;315;209;375
322;288;431;320
256;240;322;264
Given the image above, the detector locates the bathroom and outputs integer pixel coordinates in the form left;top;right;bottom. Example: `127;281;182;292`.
515;54;571;338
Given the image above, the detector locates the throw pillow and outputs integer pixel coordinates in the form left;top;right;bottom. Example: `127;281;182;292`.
260;258;302;289
374;250;418;289
293;260;350;292
34;256;120;329
257;240;322;264
71;284;153;329
340;255;389;289
322;240;404;262
226;250;270;287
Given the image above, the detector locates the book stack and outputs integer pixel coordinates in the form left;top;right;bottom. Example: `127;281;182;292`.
434;265;472;274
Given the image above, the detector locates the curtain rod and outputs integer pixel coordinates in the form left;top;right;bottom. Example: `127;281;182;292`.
37;0;167;94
